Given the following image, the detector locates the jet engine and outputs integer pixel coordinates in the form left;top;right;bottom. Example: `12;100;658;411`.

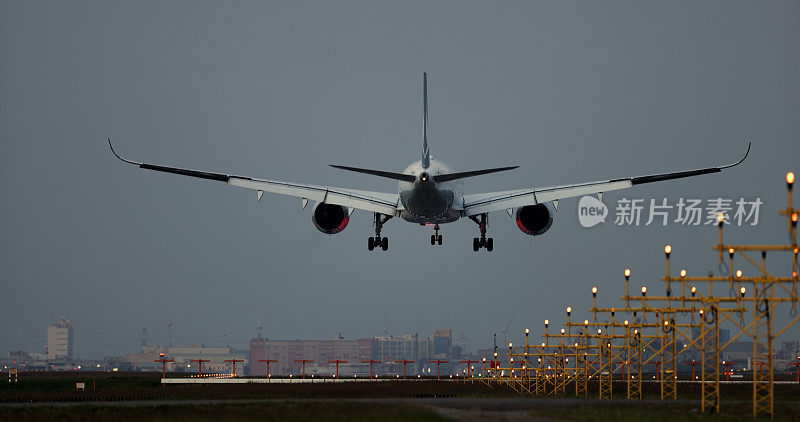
312;203;350;234
515;203;555;236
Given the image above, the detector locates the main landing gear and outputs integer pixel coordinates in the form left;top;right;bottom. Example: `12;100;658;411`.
430;224;443;245
469;213;493;252
368;213;392;251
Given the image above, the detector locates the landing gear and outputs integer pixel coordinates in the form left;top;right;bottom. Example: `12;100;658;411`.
369;213;392;251
469;213;493;252
430;224;443;245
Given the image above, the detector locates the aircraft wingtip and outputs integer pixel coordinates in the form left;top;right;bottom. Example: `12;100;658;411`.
107;138;139;165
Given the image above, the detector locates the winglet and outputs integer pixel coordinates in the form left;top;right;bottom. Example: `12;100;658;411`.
108;138;140;165
719;142;751;169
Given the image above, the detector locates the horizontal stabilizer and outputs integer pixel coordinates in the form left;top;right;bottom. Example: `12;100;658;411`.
433;166;518;183
330;165;416;182
330;164;518;183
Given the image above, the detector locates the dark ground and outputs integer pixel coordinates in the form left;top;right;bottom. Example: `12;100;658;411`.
2;372;799;421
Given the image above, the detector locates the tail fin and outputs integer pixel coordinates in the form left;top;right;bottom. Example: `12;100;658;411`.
422;72;430;169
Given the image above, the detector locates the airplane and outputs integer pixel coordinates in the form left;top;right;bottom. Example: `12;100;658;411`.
109;73;750;252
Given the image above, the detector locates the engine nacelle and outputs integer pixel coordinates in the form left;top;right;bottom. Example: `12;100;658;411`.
515;203;555;236
312;203;350;234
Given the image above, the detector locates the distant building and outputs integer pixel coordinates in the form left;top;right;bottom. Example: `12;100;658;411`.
169;345;247;375
249;337;375;376
47;317;73;362
249;331;446;376
431;329;452;357
121;344;247;374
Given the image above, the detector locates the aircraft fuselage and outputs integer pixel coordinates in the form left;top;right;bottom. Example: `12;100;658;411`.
398;160;462;224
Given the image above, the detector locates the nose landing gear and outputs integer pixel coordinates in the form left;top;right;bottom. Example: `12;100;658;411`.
430;224;443;245
368;213;392;251
468;213;493;252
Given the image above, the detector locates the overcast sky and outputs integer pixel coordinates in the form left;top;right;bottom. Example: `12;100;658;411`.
1;1;798;359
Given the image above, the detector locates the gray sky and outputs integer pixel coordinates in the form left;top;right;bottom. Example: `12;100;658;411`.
1;1;798;359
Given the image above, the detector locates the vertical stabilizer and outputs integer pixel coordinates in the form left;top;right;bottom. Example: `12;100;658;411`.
422;72;430;169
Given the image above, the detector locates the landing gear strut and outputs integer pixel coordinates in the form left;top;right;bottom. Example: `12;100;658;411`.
430;224;443;246
468;213;493;252
368;213;392;251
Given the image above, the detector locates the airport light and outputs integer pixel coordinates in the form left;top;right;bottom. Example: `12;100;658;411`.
190;359;210;376
329;360;349;379
584;319;589;326
664;244;671;256
362;360;381;380
560;328;565;334
788;172;795;187
225;359;245;378
428;360;449;380
691;286;697;297
544;319;549;328
740;286;747;297
736;269;743;278
624;269;631;307
566;306;572;315
641;286;647;297
729;248;735;258
680;269;686;278
258;359;278;379
395;360;415;380
154;353;173;380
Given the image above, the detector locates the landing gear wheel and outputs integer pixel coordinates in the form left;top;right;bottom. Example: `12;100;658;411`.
469;213;491;251
430;224;443;246
370;213;392;252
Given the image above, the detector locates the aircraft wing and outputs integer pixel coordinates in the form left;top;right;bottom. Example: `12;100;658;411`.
462;143;750;216
109;139;401;216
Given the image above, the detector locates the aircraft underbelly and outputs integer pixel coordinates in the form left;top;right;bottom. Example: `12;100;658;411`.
399;187;459;223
